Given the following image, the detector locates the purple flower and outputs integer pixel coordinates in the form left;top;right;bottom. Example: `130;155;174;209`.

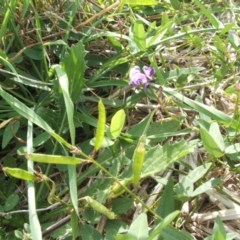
143;66;155;80
129;65;155;87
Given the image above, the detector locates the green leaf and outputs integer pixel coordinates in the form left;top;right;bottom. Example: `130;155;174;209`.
2;120;20;149
200;127;224;158
133;20;146;51
112;197;134;214
163;87;236;127
170;0;181;10
110;109;126;139
149;211;180;240
156;180;175;218
176;163;212;198
192;178;220;197
146;21;172;47
24;47;43;60
225;143;240;161
186;162;212;183
142;140;195;178
193;0;224;28
211;217;226;240
161;227;195;240
68;165;79;218
4;193;19;211
0;86;72;149
81;224;102;240
54;65;75;144
62;41;86;102
94;99;106;151
127;213;149;240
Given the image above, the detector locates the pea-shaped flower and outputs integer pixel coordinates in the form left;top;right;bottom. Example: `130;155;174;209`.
129;65;155;87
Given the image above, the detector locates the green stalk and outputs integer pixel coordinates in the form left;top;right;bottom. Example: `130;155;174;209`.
27;120;42;240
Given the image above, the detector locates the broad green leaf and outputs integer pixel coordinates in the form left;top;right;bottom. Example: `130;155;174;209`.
186;163;212;184
128;213;149;240
211;217;226;240
149;211;180;240
161;227;195;240
176;163;212;198
24;47;43;60
81;224;102;240
4;193;19;211
225;143;240;161
94;99;106;151
26;153;84;165
209;122;225;151
170;0;181;10
176;176;194;198
142;140;195;178
3;167;36;181
156;180;175;218
62;41;86;102
112;197;134;214
200;127;224;157
110;109;126;139
133;20;146;51
192;178;220;197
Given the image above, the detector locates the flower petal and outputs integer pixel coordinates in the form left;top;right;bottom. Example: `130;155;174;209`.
143;66;155;80
129;66;141;79
130;72;147;86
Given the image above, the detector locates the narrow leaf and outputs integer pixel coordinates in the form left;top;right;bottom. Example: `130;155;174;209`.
54;65;75;144
133;20;146;51
0;86;72;149
193;0;224;28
